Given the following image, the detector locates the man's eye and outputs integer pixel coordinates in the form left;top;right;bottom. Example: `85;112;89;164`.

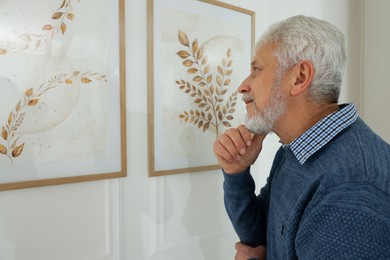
252;67;262;74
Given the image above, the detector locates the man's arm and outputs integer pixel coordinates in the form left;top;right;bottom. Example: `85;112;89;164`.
223;168;268;247
214;125;268;245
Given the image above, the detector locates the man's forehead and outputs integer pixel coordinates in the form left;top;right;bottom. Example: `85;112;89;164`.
251;44;277;64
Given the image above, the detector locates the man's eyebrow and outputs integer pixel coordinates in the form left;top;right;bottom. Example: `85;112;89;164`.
251;60;261;67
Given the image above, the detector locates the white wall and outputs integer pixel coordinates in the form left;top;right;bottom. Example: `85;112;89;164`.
362;0;390;142
0;1;363;260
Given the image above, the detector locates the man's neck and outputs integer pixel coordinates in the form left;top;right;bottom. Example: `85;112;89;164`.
274;102;339;144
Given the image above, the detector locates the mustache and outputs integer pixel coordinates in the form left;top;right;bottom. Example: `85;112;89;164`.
242;94;254;103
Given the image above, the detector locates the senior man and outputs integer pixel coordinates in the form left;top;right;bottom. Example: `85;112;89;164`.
214;15;390;260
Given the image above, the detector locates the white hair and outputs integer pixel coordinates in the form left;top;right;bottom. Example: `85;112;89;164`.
255;15;347;103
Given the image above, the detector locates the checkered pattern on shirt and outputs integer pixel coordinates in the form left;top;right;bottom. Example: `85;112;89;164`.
289;103;358;164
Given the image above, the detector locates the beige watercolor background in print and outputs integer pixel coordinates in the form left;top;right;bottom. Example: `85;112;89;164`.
0;0;123;186
150;0;253;175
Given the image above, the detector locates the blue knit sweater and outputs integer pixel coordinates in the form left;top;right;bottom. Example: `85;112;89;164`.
223;118;390;259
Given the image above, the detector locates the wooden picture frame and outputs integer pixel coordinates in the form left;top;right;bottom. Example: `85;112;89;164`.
148;0;255;176
0;0;126;191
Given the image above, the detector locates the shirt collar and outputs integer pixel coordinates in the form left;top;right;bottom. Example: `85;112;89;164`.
288;103;358;164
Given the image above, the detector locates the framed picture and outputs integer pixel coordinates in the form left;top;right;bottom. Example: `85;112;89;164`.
0;0;126;191
148;0;255;176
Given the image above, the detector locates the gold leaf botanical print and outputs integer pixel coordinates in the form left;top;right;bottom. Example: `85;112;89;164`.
60;22;67;34
182;60;193;67
11;143;24;158
1;127;8;141
67;13;75;21
196;48;203;60
27;99;39;106
227;48;232;57
0;2;108;164
192;40;198;53
7;113;13;125
187;68;198;74
175;30;238;137
177;50;191;59
59;0;67;9
178;30;189;47
0;71;108;163
0;0;78;55
42;24;54;31
0;144;7;155
15;101;21;112
52;12;64;19
81;77;92;83
25;88;33;97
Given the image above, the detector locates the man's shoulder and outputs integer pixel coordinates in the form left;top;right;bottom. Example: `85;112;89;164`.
339;117;389;144
322;117;390;158
304;118;390;194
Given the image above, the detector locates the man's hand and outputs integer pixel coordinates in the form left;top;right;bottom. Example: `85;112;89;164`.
213;125;266;174
235;242;266;260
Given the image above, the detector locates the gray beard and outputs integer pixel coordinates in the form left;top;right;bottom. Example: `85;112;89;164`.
244;89;286;134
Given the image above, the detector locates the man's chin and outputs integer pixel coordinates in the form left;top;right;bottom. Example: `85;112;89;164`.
248;128;272;135
244;116;273;135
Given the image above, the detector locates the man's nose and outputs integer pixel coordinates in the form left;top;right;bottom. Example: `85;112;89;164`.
238;76;251;93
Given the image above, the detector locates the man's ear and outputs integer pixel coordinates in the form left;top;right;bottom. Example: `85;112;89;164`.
290;60;314;96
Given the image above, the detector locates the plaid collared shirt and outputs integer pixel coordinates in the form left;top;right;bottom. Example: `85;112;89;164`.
289;103;358;164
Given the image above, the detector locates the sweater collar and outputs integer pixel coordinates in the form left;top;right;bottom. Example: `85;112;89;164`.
287;103;358;164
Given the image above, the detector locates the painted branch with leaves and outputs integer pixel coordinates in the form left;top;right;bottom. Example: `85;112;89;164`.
176;30;237;138
0;0;78;55
0;71;106;163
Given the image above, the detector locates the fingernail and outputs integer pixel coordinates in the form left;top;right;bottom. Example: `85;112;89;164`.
246;141;251;146
239;148;246;155
236;155;241;161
